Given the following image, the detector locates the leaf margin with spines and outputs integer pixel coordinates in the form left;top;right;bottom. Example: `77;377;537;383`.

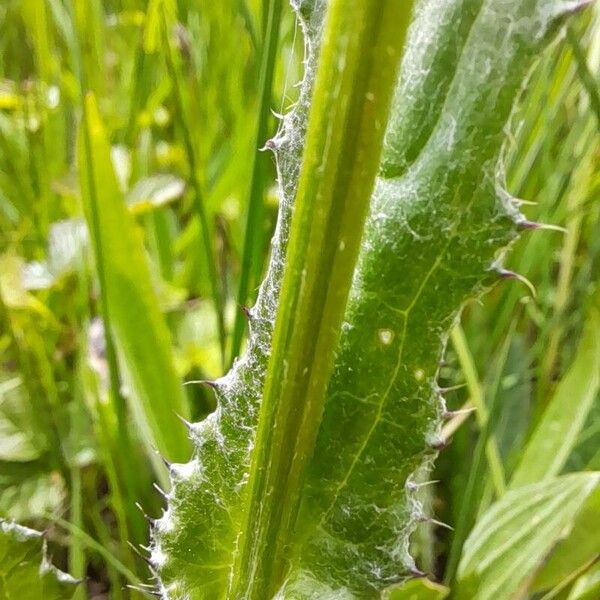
151;1;594;598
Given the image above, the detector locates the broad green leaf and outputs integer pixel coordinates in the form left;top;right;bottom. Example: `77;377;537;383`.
152;1;590;598
531;486;600;592
11;370;90;530
455;473;600;600
0;520;78;599
511;308;600;487
78;94;190;463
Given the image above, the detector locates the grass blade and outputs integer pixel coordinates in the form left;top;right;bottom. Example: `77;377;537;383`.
159;7;227;366
229;0;283;365
511;307;600;487
78;93;190;466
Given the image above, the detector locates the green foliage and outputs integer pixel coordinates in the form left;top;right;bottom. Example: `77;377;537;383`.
0;0;598;598
531;485;600;593
152;0;597;598
386;579;449;600
511;307;600;487
79;92;190;466
456;473;600;600
0;519;78;599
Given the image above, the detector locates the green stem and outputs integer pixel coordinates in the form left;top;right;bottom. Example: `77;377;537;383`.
161;10;227;366
69;465;85;600
230;1;413;597
229;0;283;365
451;325;506;497
89;509;126;600
48;514;142;587
445;324;515;584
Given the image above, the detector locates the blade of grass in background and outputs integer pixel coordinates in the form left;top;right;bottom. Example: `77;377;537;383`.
67;397;85;600
450;325;506;496
567;25;600;126
229;0;282;365
47;514;142;588
70;0;106;98
444;326;514;584
79;93;190;467
511;308;600;487
20;0;55;85
159;5;227;366
536;125;598;408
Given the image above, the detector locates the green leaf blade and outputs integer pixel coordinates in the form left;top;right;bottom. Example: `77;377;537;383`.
286;0;588;595
532;486;600;593
385;579;450;600
78;94;190;464
511;307;600;487
456;473;600;600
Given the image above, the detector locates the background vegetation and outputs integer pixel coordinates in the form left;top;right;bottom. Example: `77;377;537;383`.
0;1;598;598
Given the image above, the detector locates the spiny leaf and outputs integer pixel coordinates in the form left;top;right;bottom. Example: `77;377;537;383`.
283;0;589;595
152;0;591;598
0;519;79;599
229;1;414;596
